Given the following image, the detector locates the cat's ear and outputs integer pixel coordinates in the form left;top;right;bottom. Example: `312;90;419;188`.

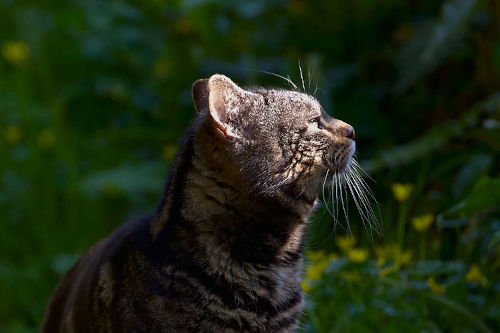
208;74;250;139
192;78;209;113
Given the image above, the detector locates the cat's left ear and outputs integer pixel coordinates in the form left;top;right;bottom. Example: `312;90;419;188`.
192;78;209;113
208;74;254;140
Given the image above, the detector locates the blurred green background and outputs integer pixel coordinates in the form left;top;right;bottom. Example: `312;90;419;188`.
1;0;499;332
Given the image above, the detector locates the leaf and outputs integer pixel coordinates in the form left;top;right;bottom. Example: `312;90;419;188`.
437;218;469;229
394;0;478;93
444;176;500;218
361;93;500;173
487;230;500;250
324;258;349;274
452;154;492;199
427;294;493;333
411;260;464;276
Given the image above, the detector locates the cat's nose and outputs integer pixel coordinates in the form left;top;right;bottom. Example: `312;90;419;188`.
327;118;356;139
346;126;355;140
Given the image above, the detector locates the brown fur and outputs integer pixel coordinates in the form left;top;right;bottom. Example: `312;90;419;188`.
43;74;355;332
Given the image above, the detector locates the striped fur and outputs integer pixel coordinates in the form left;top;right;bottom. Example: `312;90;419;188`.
43;75;355;332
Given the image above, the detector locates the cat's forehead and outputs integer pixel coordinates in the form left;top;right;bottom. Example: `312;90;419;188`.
268;89;321;111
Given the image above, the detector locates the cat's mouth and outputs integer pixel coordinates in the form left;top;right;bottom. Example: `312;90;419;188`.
328;140;356;174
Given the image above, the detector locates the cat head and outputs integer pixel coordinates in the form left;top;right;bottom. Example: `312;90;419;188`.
192;74;356;204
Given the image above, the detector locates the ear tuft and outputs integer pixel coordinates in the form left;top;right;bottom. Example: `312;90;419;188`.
192;78;209;113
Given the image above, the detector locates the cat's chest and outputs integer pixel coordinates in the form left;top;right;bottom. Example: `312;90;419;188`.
117;258;304;332
210;262;304;319
221;265;304;332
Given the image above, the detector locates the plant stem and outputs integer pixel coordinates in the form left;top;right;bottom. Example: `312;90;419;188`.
397;201;408;250
419;235;426;260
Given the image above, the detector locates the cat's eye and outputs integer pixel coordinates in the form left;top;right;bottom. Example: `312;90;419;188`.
308;117;320;129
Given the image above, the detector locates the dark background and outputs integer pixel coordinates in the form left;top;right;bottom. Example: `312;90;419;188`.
1;0;499;332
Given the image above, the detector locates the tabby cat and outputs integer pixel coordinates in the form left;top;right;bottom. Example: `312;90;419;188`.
43;74;357;332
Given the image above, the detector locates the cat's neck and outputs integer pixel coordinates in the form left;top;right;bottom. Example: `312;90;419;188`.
150;118;313;271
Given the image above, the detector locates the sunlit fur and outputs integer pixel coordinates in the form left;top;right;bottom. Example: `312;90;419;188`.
43;74;378;333
263;68;379;238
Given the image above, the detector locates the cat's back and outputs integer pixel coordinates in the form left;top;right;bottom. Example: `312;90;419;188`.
43;214;304;333
42;216;156;332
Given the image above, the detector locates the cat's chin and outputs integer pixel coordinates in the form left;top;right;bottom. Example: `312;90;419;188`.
330;140;356;174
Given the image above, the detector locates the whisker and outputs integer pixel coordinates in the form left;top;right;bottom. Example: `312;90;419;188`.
307;65;312;91
344;173;370;227
298;60;306;91
347;169;374;221
349;162;382;228
314;201;338;248
255;70;299;90
352;159;376;183
322;169;335;221
329;171;339;229
346;167;381;235
334;173;339;225
351;171;380;213
331;173;348;233
345;170;379;238
338;172;351;234
342;173;349;219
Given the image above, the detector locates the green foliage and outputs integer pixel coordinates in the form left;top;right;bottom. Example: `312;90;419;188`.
395;0;479;92
0;0;499;332
444;176;500;217
303;259;494;333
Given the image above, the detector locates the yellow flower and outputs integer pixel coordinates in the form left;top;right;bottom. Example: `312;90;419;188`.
4;125;22;143
376;257;386;267
162;144;178;161
300;281;311;293
391;183;413;202
37;129;55;149
304;250;335;281
375;243;412;268
394;249;412;267
302;250;338;292
412;214;434;233
2;41;30;65
375;245;389;267
347;248;369;263
335;235;356;251
306;262;328;281
306;250;326;263
465;264;485;283
427;277;445;295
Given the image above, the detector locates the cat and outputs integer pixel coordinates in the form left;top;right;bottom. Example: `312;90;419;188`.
42;74;357;332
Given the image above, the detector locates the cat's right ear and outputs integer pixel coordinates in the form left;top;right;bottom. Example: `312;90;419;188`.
192;78;209;113
207;74;250;140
